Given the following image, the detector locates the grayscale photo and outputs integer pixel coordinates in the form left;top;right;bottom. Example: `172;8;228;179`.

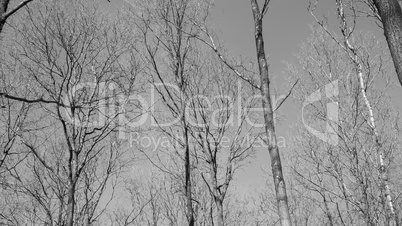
0;0;401;225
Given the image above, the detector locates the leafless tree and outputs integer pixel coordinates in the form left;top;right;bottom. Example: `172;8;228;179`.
184;48;261;226
287;11;402;223
309;0;400;224
122;0;215;225
175;1;296;224
0;0;141;225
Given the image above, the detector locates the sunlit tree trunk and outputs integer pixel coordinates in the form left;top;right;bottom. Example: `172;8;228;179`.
250;1;292;225
336;1;399;225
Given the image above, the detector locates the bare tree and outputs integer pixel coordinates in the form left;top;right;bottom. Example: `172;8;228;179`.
122;0;214;225
335;1;398;224
287;9;402;223
0;0;141;225
184;48;261;226
121;1;265;225
182;1;296;224
309;0;400;224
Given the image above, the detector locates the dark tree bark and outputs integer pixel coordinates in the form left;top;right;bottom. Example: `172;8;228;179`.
0;0;9;31
250;0;292;226
373;0;402;86
183;118;194;226
0;0;33;33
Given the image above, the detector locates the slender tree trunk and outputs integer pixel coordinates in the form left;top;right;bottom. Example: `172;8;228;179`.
58;192;65;225
210;161;224;226
182;105;194;225
184;125;194;226
361;177;375;226
358;62;398;226
66;148;76;226
66;183;75;226
340;174;354;225
323;197;334;226
373;0;402;86
216;199;224;226
320;182;334;226
250;1;292;226
354;22;398;226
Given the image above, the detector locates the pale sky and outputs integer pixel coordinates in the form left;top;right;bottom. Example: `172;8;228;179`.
103;0;402;195
210;0;339;193
210;0;402;193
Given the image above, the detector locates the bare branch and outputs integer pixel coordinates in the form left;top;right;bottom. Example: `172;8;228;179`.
2;0;33;21
0;92;73;108
189;20;260;89
273;79;299;112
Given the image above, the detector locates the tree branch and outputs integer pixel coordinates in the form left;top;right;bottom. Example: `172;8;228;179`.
273;79;299;112
0;92;78;108
188;20;260;89
2;0;33;21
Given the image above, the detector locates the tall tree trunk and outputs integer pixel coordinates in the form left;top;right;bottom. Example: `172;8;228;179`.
250;1;292;226
373;0;402;86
